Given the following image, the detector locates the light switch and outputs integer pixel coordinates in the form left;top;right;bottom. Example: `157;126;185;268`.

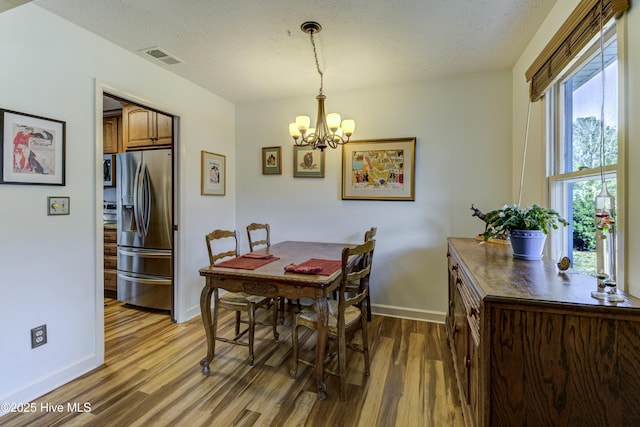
48;196;70;215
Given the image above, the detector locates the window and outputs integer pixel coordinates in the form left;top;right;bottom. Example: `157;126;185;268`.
547;29;618;277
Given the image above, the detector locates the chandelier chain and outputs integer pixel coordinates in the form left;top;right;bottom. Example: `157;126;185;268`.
309;31;324;95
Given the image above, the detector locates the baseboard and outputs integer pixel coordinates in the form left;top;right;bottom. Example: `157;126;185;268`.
177;303;202;323
179;301;445;324
371;303;446;324
0;355;99;417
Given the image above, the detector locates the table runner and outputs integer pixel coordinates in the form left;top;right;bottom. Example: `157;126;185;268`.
215;254;279;270
284;258;342;276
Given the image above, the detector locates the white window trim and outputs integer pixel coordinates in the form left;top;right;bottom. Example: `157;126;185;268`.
545;19;627;290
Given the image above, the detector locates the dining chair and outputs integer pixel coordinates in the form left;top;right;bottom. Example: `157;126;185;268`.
246;222;300;322
331;226;376;321
205;229;278;366
246;222;270;252
290;239;375;400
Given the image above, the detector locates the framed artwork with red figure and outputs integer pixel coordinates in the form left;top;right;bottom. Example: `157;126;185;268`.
1;109;66;185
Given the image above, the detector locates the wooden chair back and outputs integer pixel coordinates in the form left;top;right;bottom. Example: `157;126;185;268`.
364;227;377;242
206;229;239;265
338;239;375;321
246;223;270;252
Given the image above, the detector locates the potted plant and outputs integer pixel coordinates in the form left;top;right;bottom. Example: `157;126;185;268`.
480;204;568;260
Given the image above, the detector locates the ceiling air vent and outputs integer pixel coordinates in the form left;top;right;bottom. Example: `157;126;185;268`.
140;46;183;65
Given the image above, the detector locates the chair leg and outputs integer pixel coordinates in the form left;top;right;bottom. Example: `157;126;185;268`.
365;292;372;322
361;313;370;376
272;299;279;341
235;310;241;336
338;325;347;401
289;322;300;378
248;303;256;366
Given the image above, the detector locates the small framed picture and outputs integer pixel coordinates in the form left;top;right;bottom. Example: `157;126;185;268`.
262;146;281;175
1;109;66;185
293;145;325;178
201;150;226;196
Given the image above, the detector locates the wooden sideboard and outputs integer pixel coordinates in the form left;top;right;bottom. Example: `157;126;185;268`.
446;237;640;427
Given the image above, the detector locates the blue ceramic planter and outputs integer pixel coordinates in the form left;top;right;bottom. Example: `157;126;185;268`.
509;229;547;260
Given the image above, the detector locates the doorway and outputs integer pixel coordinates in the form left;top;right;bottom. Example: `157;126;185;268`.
100;91;177;321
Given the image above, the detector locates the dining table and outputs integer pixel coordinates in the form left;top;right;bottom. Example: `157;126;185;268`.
198;240;357;400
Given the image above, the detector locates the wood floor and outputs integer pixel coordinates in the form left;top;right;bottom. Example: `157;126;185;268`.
2;298;464;427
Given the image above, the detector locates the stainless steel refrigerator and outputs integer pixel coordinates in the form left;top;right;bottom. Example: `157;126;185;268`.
116;149;173;312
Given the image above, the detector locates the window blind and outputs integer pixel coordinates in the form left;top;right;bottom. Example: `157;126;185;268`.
525;0;629;102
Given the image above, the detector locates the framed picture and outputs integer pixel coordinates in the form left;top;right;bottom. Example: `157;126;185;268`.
342;137;416;201
1;109;66;185
293;145;325;178
262;146;281;175
201;150;226;196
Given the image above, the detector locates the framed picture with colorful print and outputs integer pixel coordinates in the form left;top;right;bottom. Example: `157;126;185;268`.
1;109;66;185
293;145;325;178
262;146;281;175
342;137;416;201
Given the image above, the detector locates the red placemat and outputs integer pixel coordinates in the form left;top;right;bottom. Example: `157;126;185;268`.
215;255;279;270
284;258;342;275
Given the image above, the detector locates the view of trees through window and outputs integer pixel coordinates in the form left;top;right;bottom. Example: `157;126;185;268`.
561;40;618;276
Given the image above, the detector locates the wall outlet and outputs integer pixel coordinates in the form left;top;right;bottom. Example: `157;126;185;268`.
31;324;47;348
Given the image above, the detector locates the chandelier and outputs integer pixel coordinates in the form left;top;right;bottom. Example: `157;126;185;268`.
288;21;355;151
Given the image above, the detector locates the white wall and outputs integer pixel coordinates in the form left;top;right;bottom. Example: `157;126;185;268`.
512;0;640;296
625;3;640;296
0;4;235;407
236;72;513;319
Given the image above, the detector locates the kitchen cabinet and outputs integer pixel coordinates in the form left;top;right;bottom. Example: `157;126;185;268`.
104;227;117;294
446;237;640;427
122;104;172;150
103;115;122;154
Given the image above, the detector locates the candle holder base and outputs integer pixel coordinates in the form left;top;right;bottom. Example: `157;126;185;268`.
591;290;624;302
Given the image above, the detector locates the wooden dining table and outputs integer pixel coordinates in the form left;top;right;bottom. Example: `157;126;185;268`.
198;240;357;400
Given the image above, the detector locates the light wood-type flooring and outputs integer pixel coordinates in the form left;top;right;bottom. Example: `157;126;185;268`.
1;298;464;426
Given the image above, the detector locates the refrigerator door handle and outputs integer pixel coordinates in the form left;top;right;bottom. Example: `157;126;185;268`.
140;162;151;236
132;160;143;237
117;272;172;286
133;161;151;237
118;248;171;259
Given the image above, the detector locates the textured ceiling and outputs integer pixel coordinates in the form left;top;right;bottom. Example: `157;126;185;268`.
32;0;557;103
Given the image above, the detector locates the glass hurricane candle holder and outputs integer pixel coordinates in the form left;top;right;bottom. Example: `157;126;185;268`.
591;185;623;302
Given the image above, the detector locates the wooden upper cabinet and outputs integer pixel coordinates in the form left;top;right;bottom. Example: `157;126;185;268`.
122;104;173;150
155;112;173;146
103;116;120;154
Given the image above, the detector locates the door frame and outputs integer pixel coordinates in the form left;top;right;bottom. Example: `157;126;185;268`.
94;80;180;362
